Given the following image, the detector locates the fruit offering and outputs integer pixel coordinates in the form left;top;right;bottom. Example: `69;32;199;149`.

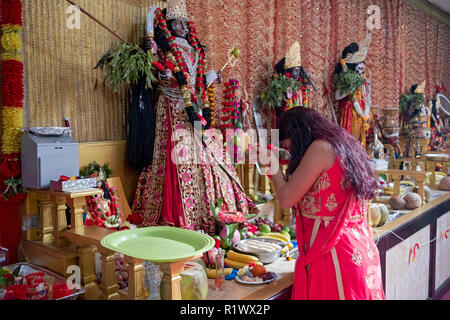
0;265;21;289
236;263;275;283
253;217;283;233
114;253;129;289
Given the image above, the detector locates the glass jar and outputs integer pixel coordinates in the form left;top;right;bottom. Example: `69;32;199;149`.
215;251;225;291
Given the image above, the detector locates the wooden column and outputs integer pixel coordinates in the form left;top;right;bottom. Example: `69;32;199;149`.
78;245;99;300
52;195;69;247
415;175;426;202
158;260;185;300
125;256;145;300
157;254;202;300
38;193;54;243
67;197;87;230
98;248;120;300
248;164;255;196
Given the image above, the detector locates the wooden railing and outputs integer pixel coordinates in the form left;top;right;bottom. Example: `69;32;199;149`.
20;177;147;300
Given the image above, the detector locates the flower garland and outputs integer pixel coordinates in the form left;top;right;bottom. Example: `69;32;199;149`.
221;80;239;132
221;79;244;164
0;0;26;203
85;185;122;230
154;8;208;125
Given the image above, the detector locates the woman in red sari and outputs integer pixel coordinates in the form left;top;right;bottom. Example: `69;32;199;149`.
270;107;385;300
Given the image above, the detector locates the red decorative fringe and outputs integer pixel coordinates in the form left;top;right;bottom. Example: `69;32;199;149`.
0;154;21;177
0;0;22;26
1;60;24;108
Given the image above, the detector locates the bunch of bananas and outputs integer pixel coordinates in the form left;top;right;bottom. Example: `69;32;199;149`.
383;186;406;196
223;250;259;269
258;232;294;258
205;267;233;279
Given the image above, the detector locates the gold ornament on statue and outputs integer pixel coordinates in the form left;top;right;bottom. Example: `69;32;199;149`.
284;41;302;69
166;0;189;21
219;48;241;73
416;80;426;94
344;31;372;64
207;47;241;88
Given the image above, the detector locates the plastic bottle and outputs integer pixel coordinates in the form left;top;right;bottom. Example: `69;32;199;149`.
144;262;161;300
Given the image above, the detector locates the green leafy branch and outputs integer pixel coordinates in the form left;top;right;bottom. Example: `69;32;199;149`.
79;161;112;179
333;69;365;97
260;74;301;109
94;41;157;92
399;92;425;114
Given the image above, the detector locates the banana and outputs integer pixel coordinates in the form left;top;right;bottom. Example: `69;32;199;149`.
224;258;250;269
400;180;415;187
206;267;233;279
226;250;259;264
259;232;290;243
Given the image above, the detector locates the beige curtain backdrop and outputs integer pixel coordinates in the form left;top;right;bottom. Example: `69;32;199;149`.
15;0;450;143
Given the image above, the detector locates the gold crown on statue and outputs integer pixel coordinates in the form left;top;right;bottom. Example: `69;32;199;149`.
284;41;302;70
344;32;372;64
166;0;189;21
416;80;426;94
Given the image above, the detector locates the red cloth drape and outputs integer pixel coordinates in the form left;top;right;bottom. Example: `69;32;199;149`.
0;202;21;263
160;103;184;227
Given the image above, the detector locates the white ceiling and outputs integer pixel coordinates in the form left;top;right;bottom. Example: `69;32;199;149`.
427;0;450;14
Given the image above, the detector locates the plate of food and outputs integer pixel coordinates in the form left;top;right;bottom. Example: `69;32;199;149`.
235;264;277;285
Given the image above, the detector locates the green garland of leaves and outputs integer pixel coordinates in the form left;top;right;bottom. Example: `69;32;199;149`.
79;161;113;179
260;74;301;109
94;41;157;92
399;92;425;114
333;69;365;97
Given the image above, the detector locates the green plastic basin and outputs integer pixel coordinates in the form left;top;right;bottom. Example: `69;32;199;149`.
100;226;214;263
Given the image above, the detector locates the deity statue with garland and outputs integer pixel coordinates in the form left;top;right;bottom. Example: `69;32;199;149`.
334;32;373;150
261;42;316;120
129;0;258;233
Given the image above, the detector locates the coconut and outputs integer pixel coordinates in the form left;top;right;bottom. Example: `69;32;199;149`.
368;204;381;228
377;204;389;227
389;195;406;210
438;177;450;191
403;192;422;210
413;185;432;202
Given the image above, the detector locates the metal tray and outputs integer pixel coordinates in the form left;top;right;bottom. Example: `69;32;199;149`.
2;262;85;300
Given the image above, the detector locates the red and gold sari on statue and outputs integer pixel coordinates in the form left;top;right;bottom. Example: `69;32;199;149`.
132;38;257;232
292;157;385;300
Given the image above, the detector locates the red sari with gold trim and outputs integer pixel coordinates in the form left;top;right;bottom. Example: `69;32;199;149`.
292;157;385;300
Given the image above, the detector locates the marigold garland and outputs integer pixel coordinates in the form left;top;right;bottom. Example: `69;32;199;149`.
0;0;26;203
154;8;209;123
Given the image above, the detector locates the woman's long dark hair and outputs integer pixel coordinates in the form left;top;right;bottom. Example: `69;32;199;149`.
278;107;377;200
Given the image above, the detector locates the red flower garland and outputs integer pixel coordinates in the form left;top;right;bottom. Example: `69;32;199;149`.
0;0;26;204
154;9;208;115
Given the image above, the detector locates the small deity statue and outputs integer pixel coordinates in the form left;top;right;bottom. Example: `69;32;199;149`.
261;41;316;119
334;32;373;150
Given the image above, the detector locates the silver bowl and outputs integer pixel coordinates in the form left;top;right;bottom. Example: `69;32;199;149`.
233;238;285;264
